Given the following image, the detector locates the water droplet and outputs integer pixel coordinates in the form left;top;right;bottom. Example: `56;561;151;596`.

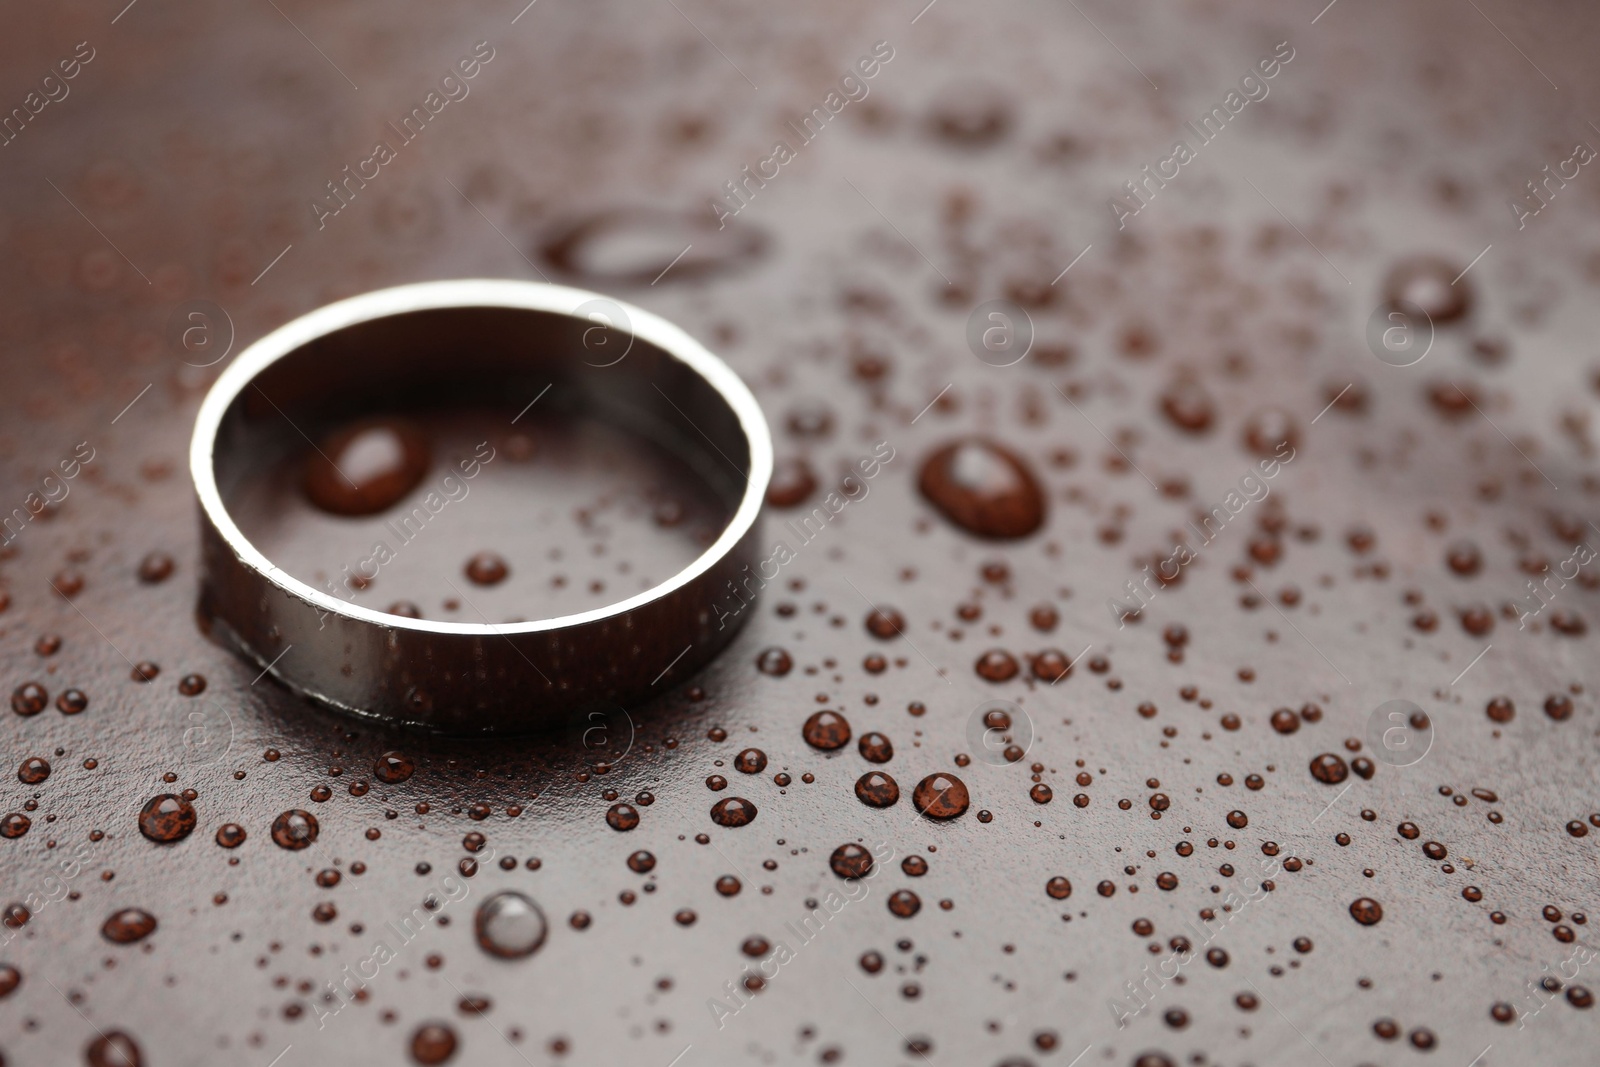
855;772;900;808
270;809;319;850
1046;877;1072;900
53;569;85;597
887;889;922;918
710;797;757;827
926;86;1012;148
409;1021;459;1065
17;757;50;785
913;773;970;819
1460;604;1495;636
1241;408;1299;458
975;649;1020;682
1;813;30;839
1159;378;1215;433
11;683;47;716
464;552;509;586
373;751;416;784
137;552;174;584
101;908;157;944
802;710;852;750
734;748;768;774
918;439;1046;539
475;891;548;959
1383;255;1470;323
830;843;874;879
865;608;906;639
303;418;430;517
1350;897;1384;925
606;803;640;831
1309;754;1348;785
766;458;818;508
138;794;197;843
1447;541;1482;576
755;648;792;676
86;1031;143;1067
1031;649;1071;682
858;732;894;762
627;850;656;873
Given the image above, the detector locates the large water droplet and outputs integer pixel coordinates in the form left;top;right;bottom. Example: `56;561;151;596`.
918;439;1045;539
86;1031;143;1067
913;773;971;819
1350;897;1384;925
138;794;197;843
802;710;851;750
830;843;874;879
855;772;900;808
101;908;157;944
303;417;430;516
409;1021;459;1064
475;891;548;959
270;809;319;850
710;797;757;827
374;751;415;783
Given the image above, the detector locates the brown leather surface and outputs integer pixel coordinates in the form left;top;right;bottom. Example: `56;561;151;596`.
3;1;1600;1064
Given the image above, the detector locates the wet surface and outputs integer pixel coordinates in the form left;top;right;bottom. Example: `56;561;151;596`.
3;0;1600;1065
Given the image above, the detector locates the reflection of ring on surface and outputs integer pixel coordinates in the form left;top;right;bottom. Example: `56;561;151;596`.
190;280;772;733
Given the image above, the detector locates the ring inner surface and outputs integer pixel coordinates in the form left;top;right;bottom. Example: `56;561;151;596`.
214;305;748;625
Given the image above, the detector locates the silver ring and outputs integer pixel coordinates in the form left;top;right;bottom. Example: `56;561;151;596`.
189;279;772;733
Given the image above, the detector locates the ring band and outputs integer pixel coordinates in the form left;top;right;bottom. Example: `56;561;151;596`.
189;279;772;733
